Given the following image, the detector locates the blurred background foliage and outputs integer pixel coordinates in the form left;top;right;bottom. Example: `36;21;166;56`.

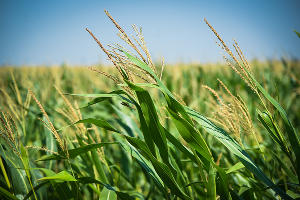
0;59;299;199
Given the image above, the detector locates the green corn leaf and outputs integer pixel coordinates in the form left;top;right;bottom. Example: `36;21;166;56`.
66;90;125;98
80;97;110;108
126;81;169;164
99;187;117;200
273;153;297;182
86;136;110;184
0;141;31;196
38;171;77;182
127;95;157;157
0;186;18;200
118;82;158;88
78;177;135;200
76;118;119;133
226;162;245;174
68;142;118;159
20;144;31;180
163;126;198;164
287;190;300;199
78;90;125;108
112;104;143;138
36;154;65;161
112;132;166;195
124;135;190;200
167;107;212;164
35;168;56;176
168;148;188;189
37;142;117;161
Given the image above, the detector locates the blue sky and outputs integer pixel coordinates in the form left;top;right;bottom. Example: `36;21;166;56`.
0;0;300;66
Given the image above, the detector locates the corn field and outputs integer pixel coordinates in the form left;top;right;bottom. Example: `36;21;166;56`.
0;11;299;200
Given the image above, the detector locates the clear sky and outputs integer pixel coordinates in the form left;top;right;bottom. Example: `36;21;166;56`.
1;0;300;66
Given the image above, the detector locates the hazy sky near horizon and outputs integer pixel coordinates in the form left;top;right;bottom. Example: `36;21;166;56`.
1;0;300;66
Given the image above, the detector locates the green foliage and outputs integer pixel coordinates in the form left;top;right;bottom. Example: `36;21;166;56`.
0;57;300;199
0;25;299;200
